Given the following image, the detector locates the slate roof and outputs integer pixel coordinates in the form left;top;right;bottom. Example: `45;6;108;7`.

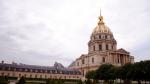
0;62;81;75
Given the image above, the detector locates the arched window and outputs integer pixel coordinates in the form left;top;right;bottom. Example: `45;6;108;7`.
30;75;32;78
77;62;79;66
92;57;94;63
94;36;96;39
118;59;119;63
105;35;107;39
24;74;26;77
106;44;109;50
45;75;47;78
82;59;85;64
102;57;105;63
93;45;95;51
40;75;42;78
7;73;10;76
35;75;37;78
13;73;15;77
99;35;101;39
19;74;21;77
82;70;84;76
64;76;66;79
99;44;102;51
1;72;4;76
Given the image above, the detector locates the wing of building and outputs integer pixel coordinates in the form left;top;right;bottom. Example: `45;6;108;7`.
69;14;134;77
0;61;82;79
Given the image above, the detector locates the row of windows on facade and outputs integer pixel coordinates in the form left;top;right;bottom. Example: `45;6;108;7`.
92;44;113;51
0;67;80;75
77;57;105;66
92;35;113;40
1;73;80;79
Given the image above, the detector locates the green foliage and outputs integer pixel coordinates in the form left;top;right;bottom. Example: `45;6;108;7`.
84;79;92;84
46;79;64;84
0;76;8;84
84;60;150;83
120;63;133;80
85;70;96;79
96;64;116;81
77;79;83;84
17;76;26;84
132;61;150;81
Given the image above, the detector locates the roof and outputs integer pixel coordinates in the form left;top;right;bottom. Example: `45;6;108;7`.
0;62;81;75
117;48;129;54
92;16;112;35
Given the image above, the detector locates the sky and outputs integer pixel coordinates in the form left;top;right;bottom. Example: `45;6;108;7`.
0;0;150;67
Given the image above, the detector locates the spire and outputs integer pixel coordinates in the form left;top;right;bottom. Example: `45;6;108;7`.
100;9;101;16
98;9;104;25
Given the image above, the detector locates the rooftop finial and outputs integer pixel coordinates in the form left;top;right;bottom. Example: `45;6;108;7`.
100;9;101;16
98;9;104;24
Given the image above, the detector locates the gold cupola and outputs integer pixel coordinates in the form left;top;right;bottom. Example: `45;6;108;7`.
92;14;112;35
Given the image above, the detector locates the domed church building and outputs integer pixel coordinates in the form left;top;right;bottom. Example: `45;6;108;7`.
69;14;134;77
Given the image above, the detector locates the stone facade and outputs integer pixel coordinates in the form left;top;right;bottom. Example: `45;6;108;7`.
69;15;134;78
0;61;82;79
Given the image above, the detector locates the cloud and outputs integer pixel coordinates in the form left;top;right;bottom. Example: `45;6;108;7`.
0;0;150;66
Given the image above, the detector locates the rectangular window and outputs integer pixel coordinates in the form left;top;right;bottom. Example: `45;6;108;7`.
106;44;109;50
92;58;94;63
99;35;101;39
77;62;79;66
103;57;105;63
99;45;102;51
30;75;32;78
105;35;107;39
93;45;95;51
82;59;85;64
35;75;37;78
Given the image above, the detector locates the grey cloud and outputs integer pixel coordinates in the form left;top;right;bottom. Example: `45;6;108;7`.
0;0;150;67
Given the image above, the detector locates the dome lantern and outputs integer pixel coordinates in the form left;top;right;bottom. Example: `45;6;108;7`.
92;14;112;35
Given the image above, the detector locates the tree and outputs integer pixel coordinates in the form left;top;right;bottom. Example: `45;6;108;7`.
85;70;96;80
57;79;64;84
120;63;133;84
46;78;52;84
17;76;26;84
132;61;150;84
144;61;150;82
84;79;92;84
96;64;115;83
77;79;83;84
0;76;8;84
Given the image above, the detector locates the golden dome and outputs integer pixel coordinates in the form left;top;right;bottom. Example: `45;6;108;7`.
92;16;112;35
